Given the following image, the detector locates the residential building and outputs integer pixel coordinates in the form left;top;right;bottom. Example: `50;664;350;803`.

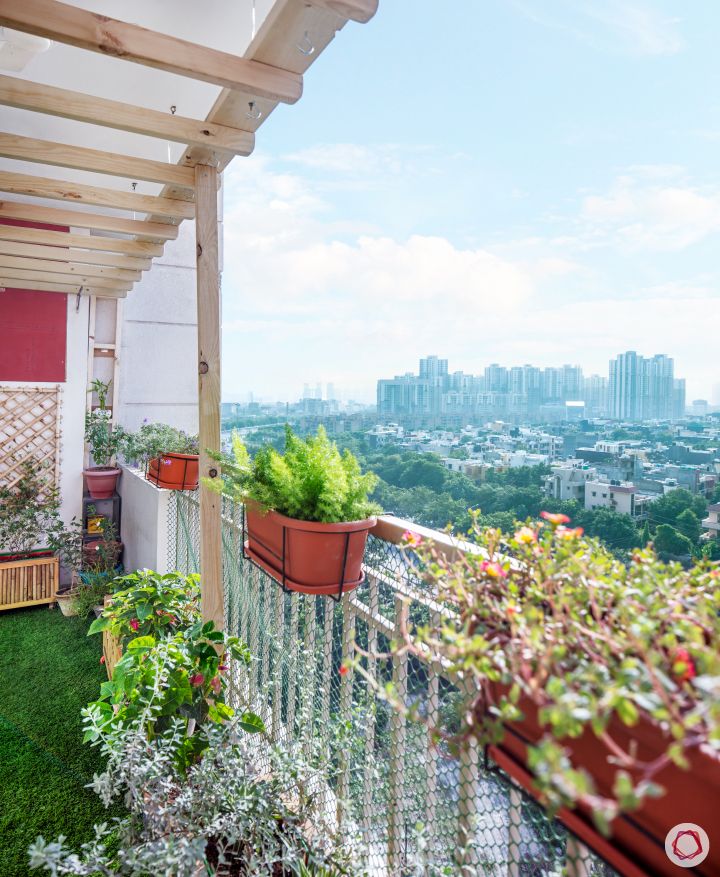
584;479;650;519
545;461;598;502
702;504;720;540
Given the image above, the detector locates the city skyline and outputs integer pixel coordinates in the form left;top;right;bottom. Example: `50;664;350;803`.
224;348;710;409
221;2;719;406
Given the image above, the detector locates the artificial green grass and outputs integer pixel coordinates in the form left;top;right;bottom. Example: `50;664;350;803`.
0;606;121;876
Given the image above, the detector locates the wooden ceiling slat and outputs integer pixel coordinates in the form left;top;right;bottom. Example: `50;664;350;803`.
0;133;195;189
0;254;140;282
0;225;163;256
0;201;178;241
0;276;125;297
0;265;131;291
0;0;303;103
0;239;152;270
0;170;194;219
0;75;254;155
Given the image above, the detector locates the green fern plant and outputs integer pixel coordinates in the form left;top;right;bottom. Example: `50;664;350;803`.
211;426;381;524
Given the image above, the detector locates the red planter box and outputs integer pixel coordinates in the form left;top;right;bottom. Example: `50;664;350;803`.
147;453;199;491
245;505;376;596
488;692;720;876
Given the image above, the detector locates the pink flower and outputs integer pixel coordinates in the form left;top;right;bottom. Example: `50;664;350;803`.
402;530;423;548
556;526;584;540
540;511;571;526
481;560;507;579
129;619;139;631
219;664;229;673
514;526;537;544
210;676;222;694
189;673;205;687
99;655;106;665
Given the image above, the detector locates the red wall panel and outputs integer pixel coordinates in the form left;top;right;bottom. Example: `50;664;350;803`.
0;218;70;382
0;288;68;382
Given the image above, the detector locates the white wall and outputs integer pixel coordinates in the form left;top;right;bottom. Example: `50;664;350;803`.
117;466;171;573
116;220;199;433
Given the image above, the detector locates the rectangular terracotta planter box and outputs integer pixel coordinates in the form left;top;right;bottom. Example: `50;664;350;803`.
0;553;58;611
489;691;720;877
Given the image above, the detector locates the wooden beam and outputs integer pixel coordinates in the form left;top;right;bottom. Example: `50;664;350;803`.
195;163;223;630
308;0;379;23
0;277;125;297
0;266;132;291
0;75;254;155
0;171;194;220
0;239;151;271
0;0;302;104
0;201;178;241
0;133;195;190
0;255;140;283
0;225;163;257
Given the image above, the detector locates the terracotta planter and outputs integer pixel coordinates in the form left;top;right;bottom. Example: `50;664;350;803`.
147;453;199;491
245;505;376;596
486;691;720;876
84;466;121;499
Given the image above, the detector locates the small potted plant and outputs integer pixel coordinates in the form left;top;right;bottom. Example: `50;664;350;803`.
212;426;380;596
46;514;84;616
0;458;60;610
81;515;122;585
124;422;200;491
83;379;125;499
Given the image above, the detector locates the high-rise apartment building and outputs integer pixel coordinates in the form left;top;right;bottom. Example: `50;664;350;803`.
609;351;678;421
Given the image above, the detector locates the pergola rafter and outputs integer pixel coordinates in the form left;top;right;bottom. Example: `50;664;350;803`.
0;0;378;625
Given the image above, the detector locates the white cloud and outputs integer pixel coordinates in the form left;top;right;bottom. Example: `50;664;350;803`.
581;171;720;250
511;0;684;57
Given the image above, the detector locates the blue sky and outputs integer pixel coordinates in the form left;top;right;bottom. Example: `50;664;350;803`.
222;1;719;404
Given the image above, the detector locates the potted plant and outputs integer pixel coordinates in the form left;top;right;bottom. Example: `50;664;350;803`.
83;379;125;499
46;514;84;617
0;458;60;610
213;426;380;596
385;514;720;877
81;515;122;584
124;422;199;491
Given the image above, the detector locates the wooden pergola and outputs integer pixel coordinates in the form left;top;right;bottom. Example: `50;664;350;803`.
0;0;377;627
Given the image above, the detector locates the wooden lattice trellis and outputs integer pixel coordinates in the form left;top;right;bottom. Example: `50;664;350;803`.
0;387;61;490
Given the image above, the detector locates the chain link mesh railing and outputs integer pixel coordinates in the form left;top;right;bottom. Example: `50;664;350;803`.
167;491;620;876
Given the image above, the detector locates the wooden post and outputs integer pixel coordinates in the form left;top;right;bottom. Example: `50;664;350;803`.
195;162;223;629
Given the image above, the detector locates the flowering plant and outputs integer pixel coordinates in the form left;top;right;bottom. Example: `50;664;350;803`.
83;621;261;772
88;569;200;644
389;513;720;833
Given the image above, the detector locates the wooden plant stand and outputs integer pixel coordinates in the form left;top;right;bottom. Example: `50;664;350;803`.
0;555;59;611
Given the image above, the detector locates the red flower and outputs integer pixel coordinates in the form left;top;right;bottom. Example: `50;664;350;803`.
189;673;205;687
541;511;571;525
129;618;139;631
672;648;697;682
99;655;106;665
339;665;349;677
219;664;229;673
210;676;222;694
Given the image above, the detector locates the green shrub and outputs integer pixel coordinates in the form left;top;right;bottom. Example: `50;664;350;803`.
213;425;381;523
89;570;200;644
123;422;199;467
381;512;720;833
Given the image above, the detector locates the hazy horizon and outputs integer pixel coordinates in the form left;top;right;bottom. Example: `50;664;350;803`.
221;1;719;404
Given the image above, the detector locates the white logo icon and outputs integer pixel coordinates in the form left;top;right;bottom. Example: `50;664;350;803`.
665;823;709;868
